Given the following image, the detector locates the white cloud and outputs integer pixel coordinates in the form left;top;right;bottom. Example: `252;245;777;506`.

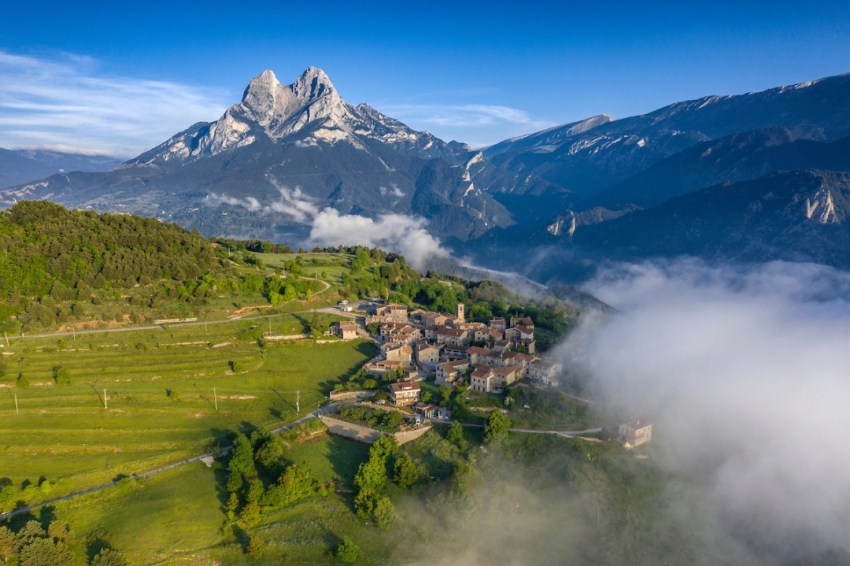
0;50;228;156
380;103;552;129
207;187;448;269
558;259;850;551
308;208;447;268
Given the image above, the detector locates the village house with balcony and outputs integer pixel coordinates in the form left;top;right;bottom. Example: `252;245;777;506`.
389;381;421;406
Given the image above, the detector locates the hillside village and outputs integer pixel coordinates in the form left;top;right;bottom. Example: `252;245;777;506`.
334;300;563;411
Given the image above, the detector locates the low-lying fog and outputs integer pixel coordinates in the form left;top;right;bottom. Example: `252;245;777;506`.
561;259;850;562
402;259;850;566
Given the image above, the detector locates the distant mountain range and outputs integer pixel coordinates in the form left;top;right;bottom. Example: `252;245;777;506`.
3;68;850;281
0;148;123;189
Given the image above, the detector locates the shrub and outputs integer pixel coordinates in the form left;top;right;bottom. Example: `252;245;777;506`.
484;410;511;445
229;360;242;372
336;536;359;563
373;496;396;530
246;535;264;559
17;373;29;388
166;389;180;401
52;366;71;385
90;548;128;566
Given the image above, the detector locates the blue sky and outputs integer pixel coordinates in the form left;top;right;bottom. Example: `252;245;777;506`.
1;0;850;155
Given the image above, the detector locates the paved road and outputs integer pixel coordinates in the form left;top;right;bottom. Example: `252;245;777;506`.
453;420;602;438
0;402;341;523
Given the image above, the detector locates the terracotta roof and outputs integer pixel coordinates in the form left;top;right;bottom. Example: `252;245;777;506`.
438;327;466;337
390;381;420;393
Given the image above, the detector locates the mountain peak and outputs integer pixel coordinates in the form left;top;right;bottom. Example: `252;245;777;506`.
291;66;335;102
240;70;287;125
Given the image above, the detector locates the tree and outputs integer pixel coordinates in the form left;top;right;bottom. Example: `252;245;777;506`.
47;521;71;543
446;421;467;450
421;391;432;403
439;385;452;407
255;435;286;469
226;492;240;521
335;536;359;563
227;433;257;492
310;312;323;339
373;496;396;530
90;548;128;566
484;410;511;445
353;488;377;519
239;500;261;527
383;411;403;430
369;435;399;462
0;525;13;564
393;453;419;488
18;538;72;566
246;479;265;503
246;535;264;559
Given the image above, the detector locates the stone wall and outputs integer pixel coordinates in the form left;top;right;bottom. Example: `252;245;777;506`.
320;415;381;443
328;390;377;401
393;425;432;445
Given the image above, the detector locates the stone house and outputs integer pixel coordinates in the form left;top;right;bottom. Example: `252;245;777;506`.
414;341;443;366
376;303;409;324
466;346;500;366
618;418;653;448
335;321;358;340
424;324;444;341
510;317;534;329
489;317;507;331
383;343;413;364
389;381;421;406
527;359;562;386
441;345;469;361
436;360;470;385
436;327;469;347
505;325;534;342
470;366;517;393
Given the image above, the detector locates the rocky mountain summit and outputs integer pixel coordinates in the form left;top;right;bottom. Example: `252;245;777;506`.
1;67;573;244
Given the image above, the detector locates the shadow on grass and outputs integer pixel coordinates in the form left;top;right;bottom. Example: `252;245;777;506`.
86;537;114;562
90;385;104;408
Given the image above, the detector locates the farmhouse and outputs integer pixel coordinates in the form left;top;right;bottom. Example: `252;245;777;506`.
334;321;358;340
618;418;653;449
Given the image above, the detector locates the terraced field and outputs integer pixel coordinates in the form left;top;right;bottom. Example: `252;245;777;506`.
0;316;377;511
